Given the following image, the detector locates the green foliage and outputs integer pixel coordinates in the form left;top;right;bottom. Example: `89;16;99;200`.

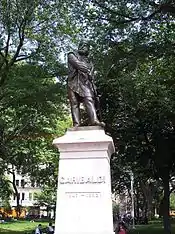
112;202;119;216
34;186;56;208
0;220;48;233
1;199;11;213
0;175;12;202
0;60;70;203
0;0;77;67
0;1;175;233
0;0;75;203
0;0;75;194
170;193;175;210
0;62;67;173
64;1;175;232
33;117;72;213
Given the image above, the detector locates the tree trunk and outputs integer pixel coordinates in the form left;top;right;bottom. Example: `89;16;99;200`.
140;180;154;220
162;171;171;234
47;206;49;218
147;197;153;220
135;182;142;224
54;204;56;219
12;171;21;218
143;201;148;220
135;191;140;223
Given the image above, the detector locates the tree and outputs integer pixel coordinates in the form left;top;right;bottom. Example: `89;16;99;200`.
0;61;69;217
0;0;77;85
33;116;72;218
65;1;175;233
0;0;77;216
0;175;12;203
34;186;56;218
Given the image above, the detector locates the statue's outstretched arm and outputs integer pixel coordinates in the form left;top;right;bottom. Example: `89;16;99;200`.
68;53;90;73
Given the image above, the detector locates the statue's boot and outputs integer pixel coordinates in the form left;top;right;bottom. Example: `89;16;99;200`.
92;120;105;128
84;97;105;128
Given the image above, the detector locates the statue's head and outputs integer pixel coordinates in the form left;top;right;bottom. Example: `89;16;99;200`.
78;40;90;56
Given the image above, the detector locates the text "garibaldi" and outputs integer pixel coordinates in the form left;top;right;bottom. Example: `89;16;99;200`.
59;176;106;185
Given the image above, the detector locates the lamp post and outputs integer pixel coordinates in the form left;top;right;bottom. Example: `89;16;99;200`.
129;171;135;229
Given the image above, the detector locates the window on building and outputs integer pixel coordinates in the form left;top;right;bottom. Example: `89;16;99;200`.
29;193;32;201
22;193;25;200
16;180;19;186
13;194;16;200
18;193;20;200
36;181;40;187
21;179;25;188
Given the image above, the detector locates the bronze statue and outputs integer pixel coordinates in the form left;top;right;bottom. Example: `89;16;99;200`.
67;41;105;127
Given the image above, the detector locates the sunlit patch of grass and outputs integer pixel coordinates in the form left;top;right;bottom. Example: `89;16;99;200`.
0;220;47;233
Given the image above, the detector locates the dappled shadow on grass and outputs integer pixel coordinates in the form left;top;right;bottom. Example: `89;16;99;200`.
0;228;32;234
130;224;175;234
130;229;165;234
0;230;23;234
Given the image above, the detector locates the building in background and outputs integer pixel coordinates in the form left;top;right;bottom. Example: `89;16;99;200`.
9;173;41;208
0;170;43;218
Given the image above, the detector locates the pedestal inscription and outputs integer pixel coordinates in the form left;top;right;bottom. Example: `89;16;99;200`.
53;126;115;234
65;192;101;198
59;175;106;184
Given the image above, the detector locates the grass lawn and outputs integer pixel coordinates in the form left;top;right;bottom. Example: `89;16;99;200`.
1;221;175;234
130;224;175;234
0;220;48;234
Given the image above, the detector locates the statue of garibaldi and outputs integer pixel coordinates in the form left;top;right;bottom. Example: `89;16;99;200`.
67;40;105;127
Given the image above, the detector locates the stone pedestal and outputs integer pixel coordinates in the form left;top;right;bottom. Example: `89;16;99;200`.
53;126;115;234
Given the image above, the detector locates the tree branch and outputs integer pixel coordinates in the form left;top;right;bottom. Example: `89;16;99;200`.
5;30;11;58
142;10;161;20
0;50;8;68
6;179;13;185
9;29;24;66
6;167;14;175
0;51;5;59
15;43;41;63
97;16;140;25
91;0;173;26
92;0;138;20
9;11;29;67
15;55;33;62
